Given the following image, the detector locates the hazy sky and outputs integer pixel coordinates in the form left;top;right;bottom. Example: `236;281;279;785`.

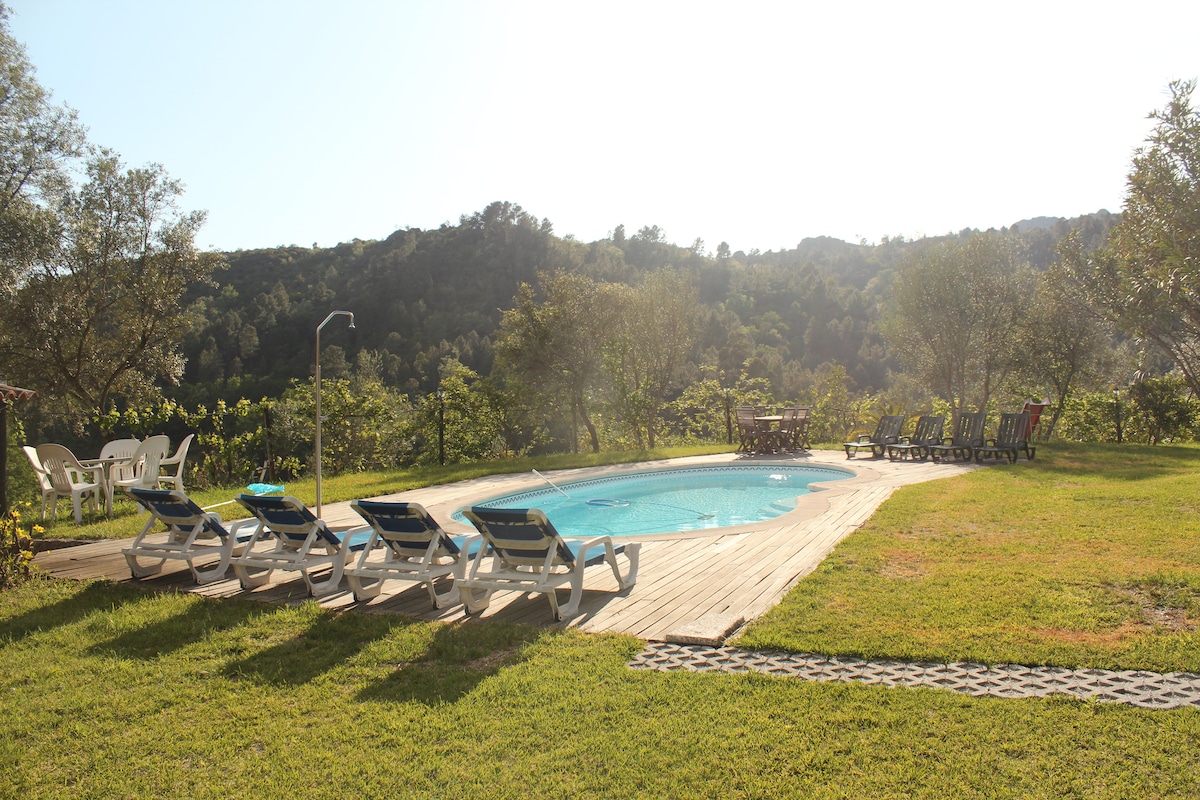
10;1;1200;254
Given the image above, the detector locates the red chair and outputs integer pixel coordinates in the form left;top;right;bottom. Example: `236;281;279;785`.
1016;398;1051;459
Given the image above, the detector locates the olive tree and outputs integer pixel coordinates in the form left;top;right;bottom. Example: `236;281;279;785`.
0;3;84;293
494;271;619;453
1016;257;1119;436
882;232;1035;420
606;267;700;448
1063;80;1200;395
2;153;221;418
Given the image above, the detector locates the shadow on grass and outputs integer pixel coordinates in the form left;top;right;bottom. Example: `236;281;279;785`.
355;620;546;706
86;598;266;661
0;580;140;642
222;608;416;687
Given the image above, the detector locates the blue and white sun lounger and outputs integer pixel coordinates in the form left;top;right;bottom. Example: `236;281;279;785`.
460;506;640;621
123;488;258;584
231;494;372;597
345;500;477;607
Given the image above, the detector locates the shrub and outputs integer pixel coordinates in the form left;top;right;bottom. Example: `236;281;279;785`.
0;503;38;589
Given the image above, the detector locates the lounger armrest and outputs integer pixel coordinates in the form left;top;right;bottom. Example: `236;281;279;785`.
338;524;377;553
454;534;484;578
572;535;617;565
226;517;262;545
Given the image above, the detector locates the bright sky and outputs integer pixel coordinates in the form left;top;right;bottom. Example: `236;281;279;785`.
10;1;1200;254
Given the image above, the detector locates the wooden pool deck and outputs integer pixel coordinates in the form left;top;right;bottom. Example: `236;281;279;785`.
32;451;977;642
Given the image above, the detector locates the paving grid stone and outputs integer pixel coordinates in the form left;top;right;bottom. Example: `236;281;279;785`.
627;642;1200;710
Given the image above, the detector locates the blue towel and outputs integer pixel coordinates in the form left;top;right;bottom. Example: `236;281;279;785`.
246;483;285;495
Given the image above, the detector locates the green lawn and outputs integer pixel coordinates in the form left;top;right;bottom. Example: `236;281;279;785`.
738;442;1200;672
2;442;1199;798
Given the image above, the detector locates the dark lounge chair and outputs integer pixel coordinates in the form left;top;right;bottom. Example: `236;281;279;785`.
927;411;987;463
886;415;945;462
844;414;905;459
974;412;1030;464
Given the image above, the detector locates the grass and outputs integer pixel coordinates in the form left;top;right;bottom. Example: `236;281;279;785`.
3;441;1199;797
736;442;1200;672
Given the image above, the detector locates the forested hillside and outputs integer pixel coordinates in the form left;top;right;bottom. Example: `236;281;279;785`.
177;199;1118;408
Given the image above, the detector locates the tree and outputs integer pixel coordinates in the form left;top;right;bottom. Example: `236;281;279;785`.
1;152;221;419
1063;80;1200;396
494;271;618;453
0;3;85;292
882;233;1034;419
606;268;700;447
412;358;501;466
1016;257;1117;436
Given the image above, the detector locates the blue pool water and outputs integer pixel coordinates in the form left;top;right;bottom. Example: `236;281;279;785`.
455;465;853;538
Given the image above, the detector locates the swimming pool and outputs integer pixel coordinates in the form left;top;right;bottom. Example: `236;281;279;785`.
455;464;853;539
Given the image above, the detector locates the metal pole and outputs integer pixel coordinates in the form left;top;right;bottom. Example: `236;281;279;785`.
1114;387;1123;444
724;390;734;445
315;311;354;516
0;400;8;516
437;390;445;466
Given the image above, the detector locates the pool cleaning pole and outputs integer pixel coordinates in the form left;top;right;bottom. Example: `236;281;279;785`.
533;469;571;497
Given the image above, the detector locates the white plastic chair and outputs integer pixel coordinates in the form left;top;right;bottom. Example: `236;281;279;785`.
156;433;194;491
35;443;103;525
22;445;55;521
89;438;140;515
110;435;171;508
99;438;140;463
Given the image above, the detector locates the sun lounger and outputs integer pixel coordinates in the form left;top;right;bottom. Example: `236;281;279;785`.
345;500;477;607
974;413;1030;464
123;487;257;584
460;506;640;621
886;415;945;461
928;411;987;463
231;494;372;597
844;415;905;458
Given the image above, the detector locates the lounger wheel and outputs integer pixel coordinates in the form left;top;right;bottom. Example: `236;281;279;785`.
124;554;166;579
234;564;274;589
462;587;494;614
427;581;460;609
299;565;347;597
347;574;384;602
189;559;234;585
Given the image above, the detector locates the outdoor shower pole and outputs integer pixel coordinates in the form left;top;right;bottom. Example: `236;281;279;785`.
437;390;445;466
315;311;354;517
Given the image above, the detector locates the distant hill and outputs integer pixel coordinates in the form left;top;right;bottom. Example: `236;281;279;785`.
172;203;1120;406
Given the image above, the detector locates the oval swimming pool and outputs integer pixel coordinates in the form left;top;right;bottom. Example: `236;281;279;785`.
455;464;853;539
